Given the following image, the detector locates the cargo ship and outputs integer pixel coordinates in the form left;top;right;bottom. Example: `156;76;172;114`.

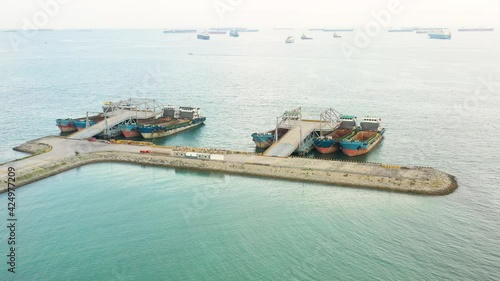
56;113;105;132
251;128;289;149
388;28;415;32
209;30;226;34
428;29;451;39
458;27;494;32
322;28;354;32
340;117;385;156
197;33;210;40
118;109;173;138
229;29;239;37
313;115;358;154
138;107;206;139
163;29;197;33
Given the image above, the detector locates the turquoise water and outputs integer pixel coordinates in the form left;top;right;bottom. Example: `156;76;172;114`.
1;30;500;280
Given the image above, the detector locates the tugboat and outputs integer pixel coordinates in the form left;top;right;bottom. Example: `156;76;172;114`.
333;32;342;38
229;29;240;37
313;115;358;154
339;117;385;156
285;36;294;43
301;33;313;40
197;32;210;40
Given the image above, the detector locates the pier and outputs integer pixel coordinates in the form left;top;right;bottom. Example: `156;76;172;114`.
263;108;341;157
0;137;457;195
68;98;163;139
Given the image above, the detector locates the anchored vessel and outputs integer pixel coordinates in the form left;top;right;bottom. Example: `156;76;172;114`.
340;117;385;156
209;30;226;35
229;29;239;37
301;34;313;40
428;29;452;39
458;27;494;32
197;33;210;40
138;107;206;139
163;29;197;33
313;115;358;154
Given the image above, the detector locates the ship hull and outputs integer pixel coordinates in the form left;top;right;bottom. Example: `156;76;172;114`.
340;130;385;156
119;124;142;138
251;133;274;148
253;140;272;149
313;128;355;154
315;145;339;154
56;119;78;132
58;125;77;132
140;118;205;139
122;129;141;138
458;28;494;32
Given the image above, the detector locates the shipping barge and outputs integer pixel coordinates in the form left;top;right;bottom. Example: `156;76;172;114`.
138;107;206;139
313;115;358;154
340;117;385;156
56;113;105;133
57;99;205;141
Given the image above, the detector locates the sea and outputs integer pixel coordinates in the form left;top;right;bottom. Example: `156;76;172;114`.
0;29;499;280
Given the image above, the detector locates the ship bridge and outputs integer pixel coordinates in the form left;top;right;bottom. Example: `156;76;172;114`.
67;98;163;139
263;108;342;157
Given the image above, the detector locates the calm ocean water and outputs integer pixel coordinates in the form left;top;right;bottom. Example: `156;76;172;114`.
0;29;499;280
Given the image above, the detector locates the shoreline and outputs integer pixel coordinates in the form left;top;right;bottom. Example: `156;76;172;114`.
0;137;458;195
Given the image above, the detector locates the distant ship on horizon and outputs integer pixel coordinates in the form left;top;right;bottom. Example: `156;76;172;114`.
428;29;452;39
458;27;494;32
163;29;197;34
388;27;416;32
197;32;210;40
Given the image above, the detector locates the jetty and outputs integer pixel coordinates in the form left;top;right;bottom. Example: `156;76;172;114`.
67;98;163;139
263;108;341;157
0;137;457;195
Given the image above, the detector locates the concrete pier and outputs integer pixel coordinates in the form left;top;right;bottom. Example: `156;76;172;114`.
0;137;457;195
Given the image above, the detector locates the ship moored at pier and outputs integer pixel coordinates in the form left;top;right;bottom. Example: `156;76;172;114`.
138;107;206;139
57;99;206;141
313;115;358;154
339;117;385;156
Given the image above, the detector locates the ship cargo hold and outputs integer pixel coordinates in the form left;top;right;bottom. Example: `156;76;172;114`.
340;117;385;156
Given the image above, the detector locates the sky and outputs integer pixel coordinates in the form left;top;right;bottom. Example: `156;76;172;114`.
0;0;498;29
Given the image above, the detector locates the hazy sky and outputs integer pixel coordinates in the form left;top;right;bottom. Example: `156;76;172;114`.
0;0;498;29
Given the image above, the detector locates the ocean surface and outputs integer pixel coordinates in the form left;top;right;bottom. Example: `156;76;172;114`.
0;29;499;280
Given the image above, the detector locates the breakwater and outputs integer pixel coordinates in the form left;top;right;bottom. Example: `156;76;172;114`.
0;137;457;195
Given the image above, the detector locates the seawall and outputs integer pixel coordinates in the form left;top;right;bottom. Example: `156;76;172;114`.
0;137;458;195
